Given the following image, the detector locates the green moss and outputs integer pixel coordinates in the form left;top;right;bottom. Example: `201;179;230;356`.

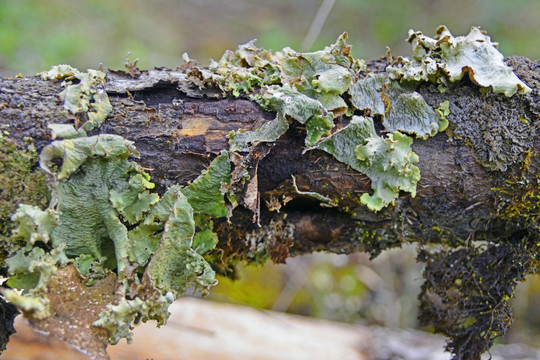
492;153;540;236
0;129;49;266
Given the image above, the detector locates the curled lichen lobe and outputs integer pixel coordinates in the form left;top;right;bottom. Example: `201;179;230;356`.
387;26;532;96
4;135;229;346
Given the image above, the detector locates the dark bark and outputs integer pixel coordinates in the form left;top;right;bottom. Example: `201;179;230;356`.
1;58;538;256
0;57;538;358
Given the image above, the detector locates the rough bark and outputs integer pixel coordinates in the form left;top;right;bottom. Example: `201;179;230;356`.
1;58;538;257
0;56;538;359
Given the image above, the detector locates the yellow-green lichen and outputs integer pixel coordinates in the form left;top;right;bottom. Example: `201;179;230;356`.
39;65;113;134
317;116;420;211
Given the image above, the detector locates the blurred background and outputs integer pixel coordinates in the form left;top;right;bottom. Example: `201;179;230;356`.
1;0;539;349
1;0;540;75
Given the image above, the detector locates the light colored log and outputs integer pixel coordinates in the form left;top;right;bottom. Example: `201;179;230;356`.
4;297;540;360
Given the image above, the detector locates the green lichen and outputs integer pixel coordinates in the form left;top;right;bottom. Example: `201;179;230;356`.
181;151;232;218
193;33;363;149
387;26;532;96
39;65;113;133
317;116;420;211
349;74;446;139
435;101;450;132
38;135;154;274
291;175;337;207
3;243;68;318
4;134;230;344
219;33;456;211
94;294;171;345
146;187;216;296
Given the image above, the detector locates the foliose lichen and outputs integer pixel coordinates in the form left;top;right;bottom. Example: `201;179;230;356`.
3;135;230;344
39;65;113;134
387;26;532;96
316;116;420;211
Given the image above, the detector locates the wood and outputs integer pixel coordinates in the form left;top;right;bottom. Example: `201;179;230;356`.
0;56;539;359
5;298;540;360
0;59;537;260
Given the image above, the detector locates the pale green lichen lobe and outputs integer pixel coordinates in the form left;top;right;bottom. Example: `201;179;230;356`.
387;26;532;96
317;116;420;211
5;134;229;344
39;65;113;133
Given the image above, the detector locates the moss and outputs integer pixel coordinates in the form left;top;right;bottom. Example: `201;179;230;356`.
0;129;49;268
492;149;540;236
419;243;535;360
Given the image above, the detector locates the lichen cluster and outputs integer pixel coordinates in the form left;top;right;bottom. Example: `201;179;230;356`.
387;26;532;96
3;135;230;344
39;65;113;135
187;33;447;210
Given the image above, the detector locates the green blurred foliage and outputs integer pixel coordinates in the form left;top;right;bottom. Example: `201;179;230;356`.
0;0;539;75
210;248;423;329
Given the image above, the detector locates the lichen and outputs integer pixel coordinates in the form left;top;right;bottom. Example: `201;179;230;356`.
349;74;444;139
4;134;230;346
244;219;295;264
39;64;113;134
2;26;536;360
190;33;363;149
316;116;420;211
387;26;532;96
291;175;336;208
181;151;232;218
215;32;454;212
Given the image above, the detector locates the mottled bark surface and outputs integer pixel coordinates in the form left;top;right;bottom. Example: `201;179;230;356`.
1;58;537;258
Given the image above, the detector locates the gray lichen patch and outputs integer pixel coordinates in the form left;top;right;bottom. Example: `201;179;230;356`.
418;81;537;171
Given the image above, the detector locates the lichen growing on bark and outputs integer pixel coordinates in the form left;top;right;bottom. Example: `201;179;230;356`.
387;26;532;96
0;25;537;360
316;116;420;211
39;64;113;134
3;135;229;348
